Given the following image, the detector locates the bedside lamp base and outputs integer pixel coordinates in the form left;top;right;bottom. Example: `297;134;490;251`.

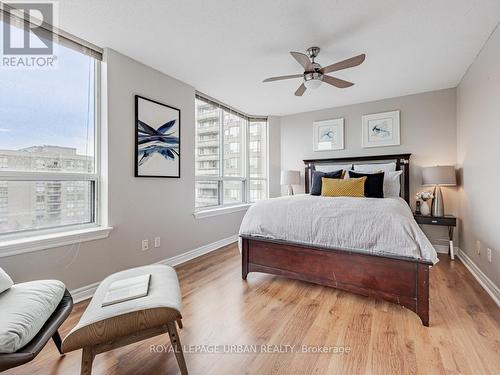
432;185;444;217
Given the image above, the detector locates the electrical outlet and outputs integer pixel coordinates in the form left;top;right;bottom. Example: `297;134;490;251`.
487;248;492;263
142;239;149;251
476;240;481;255
154;237;161;248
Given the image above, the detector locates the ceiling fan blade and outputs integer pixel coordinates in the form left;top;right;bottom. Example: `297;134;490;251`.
263;74;303;83
322;75;354;88
290;52;312;70
320;54;366;74
294;83;307;96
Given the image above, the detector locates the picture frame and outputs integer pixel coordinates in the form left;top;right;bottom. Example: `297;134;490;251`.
135;95;181;178
361;110;400;148
313;118;344;151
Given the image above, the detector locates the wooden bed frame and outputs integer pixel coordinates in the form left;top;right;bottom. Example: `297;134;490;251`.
241;153;432;326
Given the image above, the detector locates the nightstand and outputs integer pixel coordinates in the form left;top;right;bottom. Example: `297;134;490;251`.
414;214;457;260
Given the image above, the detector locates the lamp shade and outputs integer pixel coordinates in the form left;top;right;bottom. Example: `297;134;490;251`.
280;170;300;185
422;166;457;186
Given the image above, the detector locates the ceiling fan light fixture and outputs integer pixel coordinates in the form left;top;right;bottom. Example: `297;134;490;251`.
303;71;323;89
304;79;322;90
262;47;364;95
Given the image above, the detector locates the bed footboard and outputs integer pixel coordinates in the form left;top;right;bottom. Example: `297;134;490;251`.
241;236;430;326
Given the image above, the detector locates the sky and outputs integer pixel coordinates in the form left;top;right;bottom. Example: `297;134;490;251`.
0;22;95;156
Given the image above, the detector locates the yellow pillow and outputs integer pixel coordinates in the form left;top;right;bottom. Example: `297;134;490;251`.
321;176;366;197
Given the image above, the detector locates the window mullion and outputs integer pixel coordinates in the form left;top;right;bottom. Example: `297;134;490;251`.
219;106;224;205
218;180;223;206
244;118;249;203
0;171;98;181
265;120;269;199
94;59;102;226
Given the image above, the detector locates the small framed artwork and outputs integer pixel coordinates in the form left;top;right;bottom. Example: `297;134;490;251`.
313;118;344;151
135;95;180;178
361;110;400;148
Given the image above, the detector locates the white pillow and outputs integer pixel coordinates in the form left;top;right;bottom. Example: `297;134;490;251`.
0;267;13;294
353;162;397;173
384;170;403;197
315;164;352;173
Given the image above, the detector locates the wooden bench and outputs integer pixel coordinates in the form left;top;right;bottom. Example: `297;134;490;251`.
62;264;187;375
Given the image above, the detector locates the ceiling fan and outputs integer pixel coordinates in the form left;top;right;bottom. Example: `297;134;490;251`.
263;47;365;96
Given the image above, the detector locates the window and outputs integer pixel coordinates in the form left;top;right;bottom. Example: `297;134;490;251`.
0;16;102;236
195;95;268;209
248;120;268;201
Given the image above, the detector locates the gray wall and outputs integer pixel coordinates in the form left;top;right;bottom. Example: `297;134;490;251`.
280;88;459;248
0;49;247;290
457;24;500;288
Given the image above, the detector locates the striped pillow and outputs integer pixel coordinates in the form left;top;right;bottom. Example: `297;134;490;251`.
321;177;367;197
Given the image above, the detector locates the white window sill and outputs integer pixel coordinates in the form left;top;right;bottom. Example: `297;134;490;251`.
0;226;114;258
194;203;251;219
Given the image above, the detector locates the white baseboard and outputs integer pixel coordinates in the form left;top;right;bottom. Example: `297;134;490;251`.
156;235;238;267
71;281;100;303
70;235;239;303
433;244;459;254
457;248;500;307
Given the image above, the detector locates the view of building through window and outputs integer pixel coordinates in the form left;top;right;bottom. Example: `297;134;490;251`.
0;147;95;234
195;97;267;208
0;40;98;234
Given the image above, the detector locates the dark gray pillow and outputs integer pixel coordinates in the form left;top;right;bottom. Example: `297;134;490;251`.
310;170;344;195
348;170;385;198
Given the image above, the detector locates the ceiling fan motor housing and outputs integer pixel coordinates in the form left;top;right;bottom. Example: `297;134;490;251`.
307;62;322;72
304;71;323;81
304;71;324;89
306;46;321;60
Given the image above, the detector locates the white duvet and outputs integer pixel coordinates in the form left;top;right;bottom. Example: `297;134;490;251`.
239;195;438;264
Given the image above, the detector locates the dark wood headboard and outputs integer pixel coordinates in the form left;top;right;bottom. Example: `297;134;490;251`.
303;153;411;203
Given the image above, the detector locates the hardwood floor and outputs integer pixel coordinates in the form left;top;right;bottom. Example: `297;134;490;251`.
6;243;500;375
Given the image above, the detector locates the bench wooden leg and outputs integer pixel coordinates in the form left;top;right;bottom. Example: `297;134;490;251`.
81;347;95;375
167;321;188;375
52;330;64;355
177;319;183;329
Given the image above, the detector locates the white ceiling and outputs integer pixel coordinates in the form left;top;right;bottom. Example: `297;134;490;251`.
57;0;500;116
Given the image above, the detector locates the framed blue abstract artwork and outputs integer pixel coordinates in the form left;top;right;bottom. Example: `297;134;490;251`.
361;110;400;148
313;118;344;151
135;95;180;178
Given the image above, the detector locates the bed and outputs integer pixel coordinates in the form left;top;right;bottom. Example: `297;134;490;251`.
239;153;436;326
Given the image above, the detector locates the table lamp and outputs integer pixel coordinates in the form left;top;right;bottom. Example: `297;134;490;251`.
280;170;300;195
422;166;457;216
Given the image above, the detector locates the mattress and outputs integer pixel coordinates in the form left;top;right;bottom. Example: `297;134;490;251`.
239;194;438;264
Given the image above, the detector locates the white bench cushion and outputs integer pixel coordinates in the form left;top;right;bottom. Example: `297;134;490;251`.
0;280;65;353
72;264;181;331
62;264;182;352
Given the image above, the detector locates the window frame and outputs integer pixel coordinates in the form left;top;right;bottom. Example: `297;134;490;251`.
0;60;103;240
195;94;268;211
